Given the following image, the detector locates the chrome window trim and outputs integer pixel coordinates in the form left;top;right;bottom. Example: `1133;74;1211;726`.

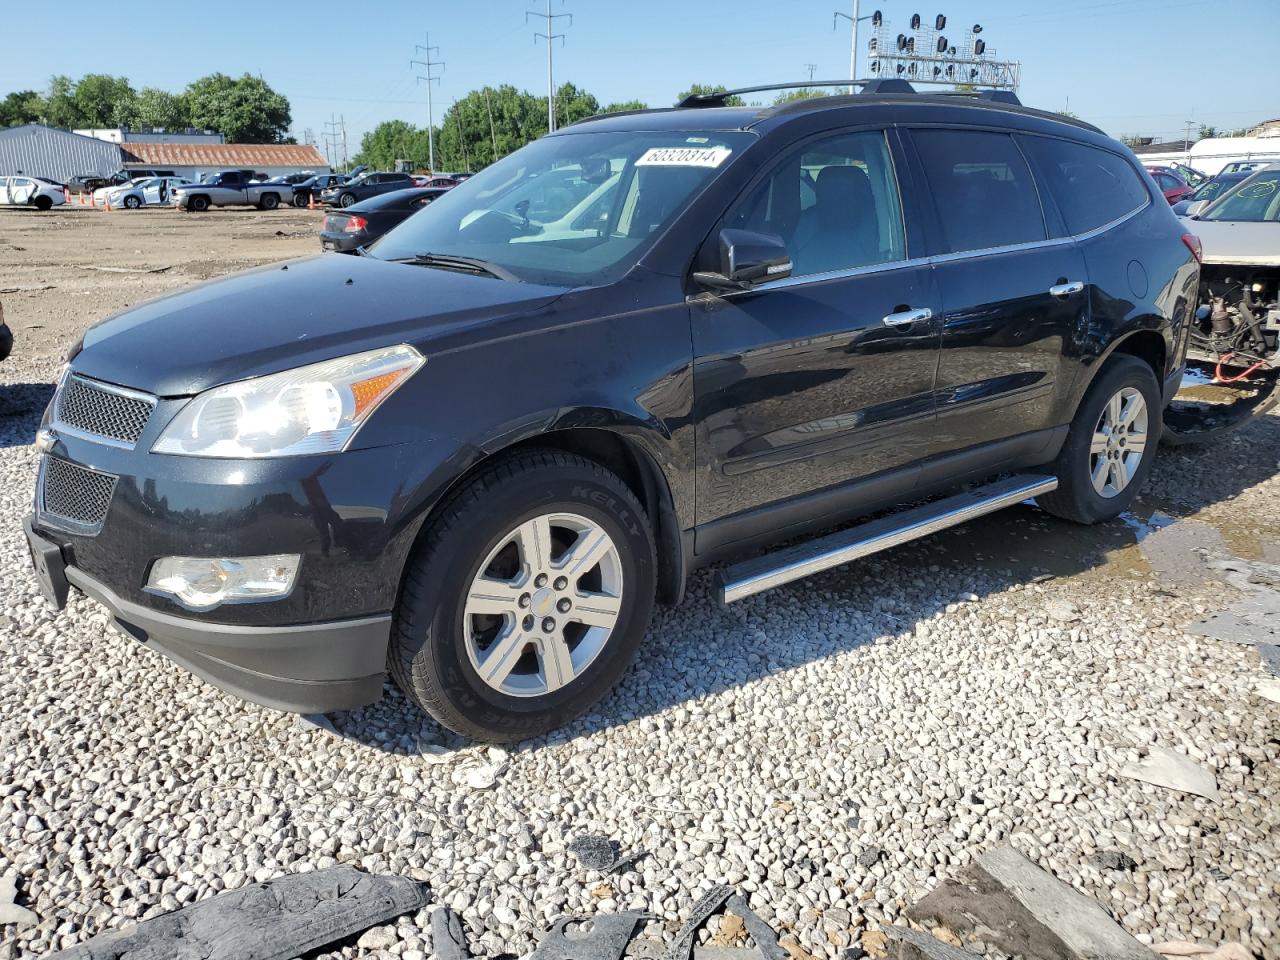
723;195;1150;296
51;372;158;450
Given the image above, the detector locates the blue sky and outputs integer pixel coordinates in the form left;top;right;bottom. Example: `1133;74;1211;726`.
3;0;1273;157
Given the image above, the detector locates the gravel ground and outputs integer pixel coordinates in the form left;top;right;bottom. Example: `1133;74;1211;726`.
1;211;1278;959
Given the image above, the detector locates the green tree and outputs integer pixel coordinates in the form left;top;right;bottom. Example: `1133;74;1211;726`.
43;75;83;128
130;87;190;129
552;82;600;128
1198;124;1218;140
0;90;44;127
603;99;648;113
353;119;423;171
773;88;832;104
676;84;745;106
71;74;136;127
183;73;291;143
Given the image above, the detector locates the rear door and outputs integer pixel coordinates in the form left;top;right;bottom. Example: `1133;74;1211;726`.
905;126;1089;454
692;128;943;542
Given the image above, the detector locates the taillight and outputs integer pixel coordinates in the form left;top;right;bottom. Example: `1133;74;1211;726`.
344;215;368;233
1181;232;1203;264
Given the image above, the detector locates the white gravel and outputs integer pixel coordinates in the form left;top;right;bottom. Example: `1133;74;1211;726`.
2;350;1278;960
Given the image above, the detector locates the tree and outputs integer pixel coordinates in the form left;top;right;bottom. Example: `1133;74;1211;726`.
130;88;190;130
71;74;137;127
0;90;43;127
1198;124;1218;140
183;73;291;143
353;119;424;171
552;82;600;128
676;84;745;107
773;88;831;104
42;75;82;128
603;99;647;113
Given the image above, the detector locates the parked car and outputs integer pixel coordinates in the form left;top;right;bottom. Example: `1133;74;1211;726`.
411;176;459;189
66;174;110;196
292;174;348;207
1220;161;1267;175
99;176;192;209
0;175;66;211
0;300;11;363
1146;167;1194;205
170;170;295;211
1171;170;1252;215
321;172;415;207
26;81;1199;741
319;187;449;252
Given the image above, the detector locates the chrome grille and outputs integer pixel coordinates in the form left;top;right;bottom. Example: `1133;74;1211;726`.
40;458;117;532
55;375;155;447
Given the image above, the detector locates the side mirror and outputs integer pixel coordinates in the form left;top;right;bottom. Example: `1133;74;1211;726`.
693;228;792;292
1185;200;1207;217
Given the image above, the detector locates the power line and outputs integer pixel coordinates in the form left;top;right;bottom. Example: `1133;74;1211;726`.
411;35;445;172
528;0;571;132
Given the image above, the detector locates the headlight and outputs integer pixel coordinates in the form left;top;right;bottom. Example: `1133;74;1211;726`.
152;344;423;457
147;555;299;610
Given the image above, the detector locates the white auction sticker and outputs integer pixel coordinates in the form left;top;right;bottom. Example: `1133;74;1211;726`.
636;146;733;168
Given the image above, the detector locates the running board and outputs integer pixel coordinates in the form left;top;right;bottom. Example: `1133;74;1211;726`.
717;473;1058;604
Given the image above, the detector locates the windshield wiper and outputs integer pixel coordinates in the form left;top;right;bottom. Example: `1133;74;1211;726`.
399;252;520;282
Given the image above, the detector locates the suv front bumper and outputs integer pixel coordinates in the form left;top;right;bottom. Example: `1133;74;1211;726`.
25;516;390;713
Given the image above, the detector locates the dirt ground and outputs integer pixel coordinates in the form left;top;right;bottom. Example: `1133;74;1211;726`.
0;205;322;362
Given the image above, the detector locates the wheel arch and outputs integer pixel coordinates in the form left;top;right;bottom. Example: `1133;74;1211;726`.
408;417;687;608
1077;325;1170;405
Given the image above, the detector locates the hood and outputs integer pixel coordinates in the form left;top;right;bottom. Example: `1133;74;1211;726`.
74;253;568;396
1180;216;1280;266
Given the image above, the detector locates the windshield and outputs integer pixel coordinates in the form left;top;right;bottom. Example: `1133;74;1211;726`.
1191;175;1242;203
370;129;753;285
1200;170;1280;222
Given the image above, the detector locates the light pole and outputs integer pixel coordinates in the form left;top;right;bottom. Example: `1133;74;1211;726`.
834;2;878;93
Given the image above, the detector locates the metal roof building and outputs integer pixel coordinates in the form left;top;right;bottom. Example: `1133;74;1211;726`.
0;124;124;181
122;142;329;179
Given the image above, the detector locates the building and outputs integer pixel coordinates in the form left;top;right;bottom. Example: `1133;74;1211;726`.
0;124;124;181
74;127;225;145
121;142;329;180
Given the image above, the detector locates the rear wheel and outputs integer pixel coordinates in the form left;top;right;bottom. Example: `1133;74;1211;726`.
339;192;356;208
294;192;309;207
259;193;280;211
34;196;52;211
1039;354;1162;524
189;195;209;212
389;450;656;742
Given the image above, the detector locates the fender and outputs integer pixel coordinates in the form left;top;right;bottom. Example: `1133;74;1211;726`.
1069;315;1173;410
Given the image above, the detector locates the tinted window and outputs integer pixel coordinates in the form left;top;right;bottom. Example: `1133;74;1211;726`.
722;130;906;277
1023;137;1149;234
912;129;1046;253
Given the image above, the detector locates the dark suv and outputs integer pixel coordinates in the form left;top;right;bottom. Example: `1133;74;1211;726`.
321;172;414;207
26;81;1200;741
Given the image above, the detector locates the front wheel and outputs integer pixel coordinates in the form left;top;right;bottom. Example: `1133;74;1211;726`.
389;450;656;742
293;193;309;207
1039;354;1162;524
259;193;280;210
188;196;210;212
338;192;356;208
124;195;141;209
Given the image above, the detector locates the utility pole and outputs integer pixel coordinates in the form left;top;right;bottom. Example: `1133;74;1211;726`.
833;0;881;94
454;101;471;172
528;0;571;133
483;88;499;162
340;114;348;170
411;36;445;172
805;63;818;81
323;114;342;171
1183;119;1195;154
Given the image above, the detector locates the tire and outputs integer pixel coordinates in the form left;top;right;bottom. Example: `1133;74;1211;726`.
259;193;280;210
339;192;356;208
34;196;52;211
390;450;657;742
1039;354;1162;524
124;195;141;209
294;193;309;207
189;195;210;212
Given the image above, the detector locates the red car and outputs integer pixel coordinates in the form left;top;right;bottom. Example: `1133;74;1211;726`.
1145;167;1194;205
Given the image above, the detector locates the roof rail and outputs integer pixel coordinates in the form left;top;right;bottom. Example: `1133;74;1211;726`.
676;78;914;108
935;88;1023;106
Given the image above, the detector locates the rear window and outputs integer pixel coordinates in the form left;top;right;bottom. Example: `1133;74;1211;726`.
1022;137;1149;234
912;129;1046;253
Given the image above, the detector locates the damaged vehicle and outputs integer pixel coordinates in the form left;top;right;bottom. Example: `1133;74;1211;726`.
1168;165;1280;441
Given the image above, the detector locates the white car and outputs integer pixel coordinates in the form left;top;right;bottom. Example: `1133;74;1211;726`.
100;176;192;210
0;175;66;211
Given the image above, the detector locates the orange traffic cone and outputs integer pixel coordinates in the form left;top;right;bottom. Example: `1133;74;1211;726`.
308;192;316;210
104;195;112;212
63;188;70;205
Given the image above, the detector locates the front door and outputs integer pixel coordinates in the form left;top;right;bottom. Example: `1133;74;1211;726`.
692;129;942;545
907;127;1089;452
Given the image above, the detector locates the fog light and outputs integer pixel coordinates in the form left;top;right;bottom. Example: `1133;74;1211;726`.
146;555;300;611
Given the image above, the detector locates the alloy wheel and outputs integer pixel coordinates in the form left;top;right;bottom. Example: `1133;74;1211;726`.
463;512;623;698
1090;386;1148;498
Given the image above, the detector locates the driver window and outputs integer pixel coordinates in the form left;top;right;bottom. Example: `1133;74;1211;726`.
723;130;906;278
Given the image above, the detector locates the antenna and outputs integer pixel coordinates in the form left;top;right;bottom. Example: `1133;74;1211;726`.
411;35;445;172
528;0;572;132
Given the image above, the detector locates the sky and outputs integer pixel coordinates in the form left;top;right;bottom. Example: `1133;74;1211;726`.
2;0;1274;161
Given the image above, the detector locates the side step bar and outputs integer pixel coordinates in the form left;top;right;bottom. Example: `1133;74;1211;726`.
717;473;1058;604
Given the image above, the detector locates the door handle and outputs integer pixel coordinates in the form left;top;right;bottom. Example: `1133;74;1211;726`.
882;306;933;327
1049;281;1085;298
